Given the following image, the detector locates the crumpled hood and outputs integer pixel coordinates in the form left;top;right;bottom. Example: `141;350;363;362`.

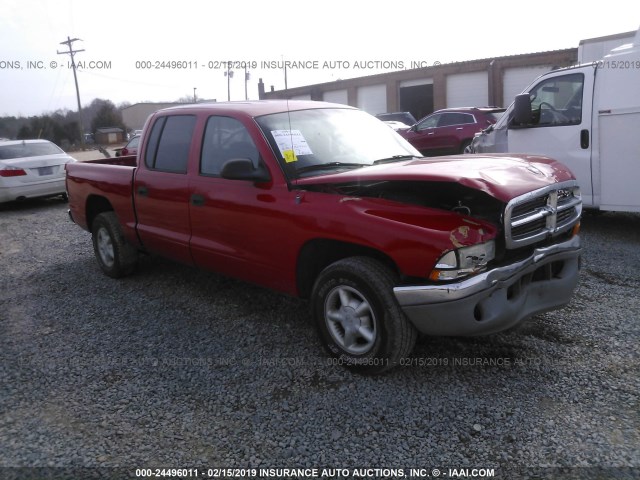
294;154;576;202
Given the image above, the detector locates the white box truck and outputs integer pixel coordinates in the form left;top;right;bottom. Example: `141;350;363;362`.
470;27;640;212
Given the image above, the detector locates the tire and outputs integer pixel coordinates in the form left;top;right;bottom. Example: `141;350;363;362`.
91;212;138;278
460;139;472;154
311;256;417;374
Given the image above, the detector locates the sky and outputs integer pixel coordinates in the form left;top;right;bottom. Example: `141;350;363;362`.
1;0;639;117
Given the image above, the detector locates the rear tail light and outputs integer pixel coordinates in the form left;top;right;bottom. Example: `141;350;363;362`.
0;167;27;177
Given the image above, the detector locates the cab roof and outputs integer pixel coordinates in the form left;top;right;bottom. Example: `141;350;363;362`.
158;100;356;118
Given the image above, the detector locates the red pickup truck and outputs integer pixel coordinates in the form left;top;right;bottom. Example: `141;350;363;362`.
66;101;582;373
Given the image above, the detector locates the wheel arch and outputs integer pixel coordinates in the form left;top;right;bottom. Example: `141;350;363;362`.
296;238;399;299
86;195;114;232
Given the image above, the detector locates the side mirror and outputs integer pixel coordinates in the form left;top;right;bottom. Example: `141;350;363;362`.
220;158;271;183
512;94;533;126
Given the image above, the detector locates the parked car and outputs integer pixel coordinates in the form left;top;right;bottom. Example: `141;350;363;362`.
66;100;581;373
0;139;76;203
399;107;505;156
115;135;140;157
375;111;417;126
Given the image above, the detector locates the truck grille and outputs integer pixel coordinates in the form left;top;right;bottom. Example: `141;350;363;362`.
504;181;582;249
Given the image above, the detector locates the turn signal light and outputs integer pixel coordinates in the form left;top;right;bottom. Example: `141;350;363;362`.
571;222;581;237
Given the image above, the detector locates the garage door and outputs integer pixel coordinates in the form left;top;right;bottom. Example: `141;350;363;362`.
446;72;488;108
399;78;433;88
290;94;311;100
357;85;387;115
323;89;348;105
503;66;552;106
399;78;434;120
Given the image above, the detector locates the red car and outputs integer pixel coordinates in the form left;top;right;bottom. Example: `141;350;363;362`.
115;135;140;157
399;107;504;156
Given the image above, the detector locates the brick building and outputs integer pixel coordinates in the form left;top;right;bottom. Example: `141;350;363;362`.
257;30;635;121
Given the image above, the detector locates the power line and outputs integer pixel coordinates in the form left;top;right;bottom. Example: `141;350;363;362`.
57;36;85;147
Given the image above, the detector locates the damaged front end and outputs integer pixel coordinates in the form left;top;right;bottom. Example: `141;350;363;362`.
305;177;582;336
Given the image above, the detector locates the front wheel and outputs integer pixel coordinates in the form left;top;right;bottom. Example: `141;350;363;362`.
91;212;138;278
311;257;417;374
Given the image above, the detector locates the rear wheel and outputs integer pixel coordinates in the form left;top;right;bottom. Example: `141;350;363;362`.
91;212;138;278
460;139;472;154
311;257;417;374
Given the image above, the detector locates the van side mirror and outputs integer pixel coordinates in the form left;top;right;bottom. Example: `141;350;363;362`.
220;158;271;183
513;94;533;126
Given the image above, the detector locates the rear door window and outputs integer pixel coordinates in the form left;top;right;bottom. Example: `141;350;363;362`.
144;115;196;173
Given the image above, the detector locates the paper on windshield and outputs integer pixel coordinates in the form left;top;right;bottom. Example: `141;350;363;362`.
271;130;313;163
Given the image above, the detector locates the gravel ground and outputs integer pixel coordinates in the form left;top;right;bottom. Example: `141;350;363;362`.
0;199;638;480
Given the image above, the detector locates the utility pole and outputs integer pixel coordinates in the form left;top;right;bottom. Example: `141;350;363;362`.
244;66;250;100
282;55;288;92
193;87;197;103
57;36;85;148
224;63;234;101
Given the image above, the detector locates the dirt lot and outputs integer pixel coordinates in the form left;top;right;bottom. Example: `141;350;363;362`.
67;145;124;162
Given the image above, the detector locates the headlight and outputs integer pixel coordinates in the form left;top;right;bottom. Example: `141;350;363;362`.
430;241;495;281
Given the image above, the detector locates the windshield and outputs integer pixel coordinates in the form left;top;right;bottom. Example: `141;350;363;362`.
255;108;420;179
0;141;64;160
127;136;140;148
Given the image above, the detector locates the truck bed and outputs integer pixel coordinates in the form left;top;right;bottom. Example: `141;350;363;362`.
65;155;138;238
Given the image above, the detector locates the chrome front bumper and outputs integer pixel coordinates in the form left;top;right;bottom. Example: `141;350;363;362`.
394;235;582;336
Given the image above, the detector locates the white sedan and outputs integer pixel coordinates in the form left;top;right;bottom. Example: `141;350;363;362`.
0;139;76;203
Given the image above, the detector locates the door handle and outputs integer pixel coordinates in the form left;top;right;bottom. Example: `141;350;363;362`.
456;127;463;130
580;129;590;149
137;186;148;196
191;194;205;207
428;132;435;135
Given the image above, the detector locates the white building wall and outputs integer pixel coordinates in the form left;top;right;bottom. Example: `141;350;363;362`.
578;32;636;63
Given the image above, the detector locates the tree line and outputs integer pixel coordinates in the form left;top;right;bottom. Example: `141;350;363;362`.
0;99;130;149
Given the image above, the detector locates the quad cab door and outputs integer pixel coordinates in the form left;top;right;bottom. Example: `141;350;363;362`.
133;114;197;265
188;115;293;292
508;68;596;206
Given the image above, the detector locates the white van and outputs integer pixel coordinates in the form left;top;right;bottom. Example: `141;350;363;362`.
470;27;640;212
